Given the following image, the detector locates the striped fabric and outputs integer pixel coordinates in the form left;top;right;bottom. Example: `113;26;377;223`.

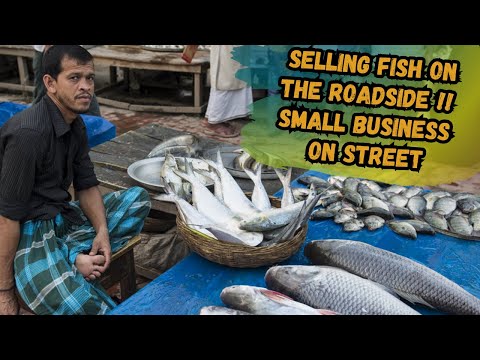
14;186;151;315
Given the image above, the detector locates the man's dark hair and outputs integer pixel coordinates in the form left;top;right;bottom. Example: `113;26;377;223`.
42;45;94;80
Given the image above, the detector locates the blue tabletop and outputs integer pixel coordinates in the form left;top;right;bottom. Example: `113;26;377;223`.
109;170;480;315
0;102;115;148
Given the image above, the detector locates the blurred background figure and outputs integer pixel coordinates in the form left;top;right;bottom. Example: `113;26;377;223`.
184;45;251;138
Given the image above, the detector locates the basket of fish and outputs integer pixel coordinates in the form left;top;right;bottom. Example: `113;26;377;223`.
158;150;321;268
176;197;308;268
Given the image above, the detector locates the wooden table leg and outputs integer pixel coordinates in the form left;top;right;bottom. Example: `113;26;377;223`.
17;56;30;96
193;72;201;108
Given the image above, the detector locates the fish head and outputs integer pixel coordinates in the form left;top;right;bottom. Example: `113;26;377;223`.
164;153;177;167
239;215;272;231
304;239;356;265
220;285;260;309
265;265;326;295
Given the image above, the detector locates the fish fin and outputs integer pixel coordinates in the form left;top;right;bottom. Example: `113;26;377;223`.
392;290;436;308
260;288;294;302
366;280;401;299
317;309;339;315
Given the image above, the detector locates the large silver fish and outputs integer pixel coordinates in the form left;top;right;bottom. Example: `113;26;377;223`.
304;239;480;315
265;265;419;315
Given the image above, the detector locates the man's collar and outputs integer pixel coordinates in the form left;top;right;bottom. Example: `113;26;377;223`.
43;95;76;137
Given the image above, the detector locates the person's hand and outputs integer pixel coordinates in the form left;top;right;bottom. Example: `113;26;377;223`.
89;230;111;273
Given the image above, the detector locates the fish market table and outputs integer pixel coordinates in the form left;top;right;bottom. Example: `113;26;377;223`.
0;45;34;94
88;45;210;114
108;170;480;315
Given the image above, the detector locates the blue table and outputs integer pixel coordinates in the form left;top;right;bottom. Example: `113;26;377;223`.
109;170;480;315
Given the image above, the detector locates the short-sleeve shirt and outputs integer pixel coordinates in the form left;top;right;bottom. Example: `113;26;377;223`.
0;96;100;224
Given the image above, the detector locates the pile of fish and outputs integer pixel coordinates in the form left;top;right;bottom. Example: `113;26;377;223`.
299;174;480;240
200;240;480;315
304;240;480;315
157;150;322;247
147;134;200;159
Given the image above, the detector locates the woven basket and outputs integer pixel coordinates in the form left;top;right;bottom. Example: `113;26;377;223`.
176;196;308;268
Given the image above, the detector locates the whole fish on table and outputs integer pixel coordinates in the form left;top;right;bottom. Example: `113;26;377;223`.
220;285;337;315
265;265;419;315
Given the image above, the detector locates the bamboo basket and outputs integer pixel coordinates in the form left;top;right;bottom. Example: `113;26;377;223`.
176;197;308;268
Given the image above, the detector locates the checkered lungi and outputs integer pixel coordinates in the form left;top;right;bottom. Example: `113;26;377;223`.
14;186;151;315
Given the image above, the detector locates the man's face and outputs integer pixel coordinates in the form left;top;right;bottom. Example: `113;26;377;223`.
52;56;95;114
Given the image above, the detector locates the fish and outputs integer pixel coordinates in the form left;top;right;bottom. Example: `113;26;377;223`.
172;164;263;246
422;210;448;231
401;186;424;198
267;186;323;244
469;209;480;231
158;183;263;245
432;196;457;217
356;207;394;220
304;239;480;315
204;151;260;218
362;215;385;231
310;209;336;221
147;134;199;158
388;221;417;239
343;219;364;232
343;177;360;192
243;164;271;211
238;200;307;232
361;196;390;212
199;306;251;315
456;198;480;214
448;215;473;236
274;167;295;208
265;265;419;315
406;195;427;216
342;189;362;207
389;194;409;208
220;285;337;315
159;153;186;198
400;219;436;235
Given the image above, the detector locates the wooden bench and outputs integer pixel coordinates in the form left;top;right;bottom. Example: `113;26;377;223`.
100;234;142;300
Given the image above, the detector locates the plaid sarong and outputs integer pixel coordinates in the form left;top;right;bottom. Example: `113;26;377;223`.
14;186;151;315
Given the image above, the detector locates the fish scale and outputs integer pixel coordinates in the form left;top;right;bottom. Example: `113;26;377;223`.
305;240;480;315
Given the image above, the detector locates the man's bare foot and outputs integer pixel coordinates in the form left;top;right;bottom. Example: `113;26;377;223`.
75;254;106;281
0;287;19;315
201;119;240;138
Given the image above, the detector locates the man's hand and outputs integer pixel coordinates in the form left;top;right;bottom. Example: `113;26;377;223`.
89;229;111;273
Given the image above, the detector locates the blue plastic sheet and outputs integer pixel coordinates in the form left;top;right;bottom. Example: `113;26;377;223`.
0;102;115;148
109;170;480;315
